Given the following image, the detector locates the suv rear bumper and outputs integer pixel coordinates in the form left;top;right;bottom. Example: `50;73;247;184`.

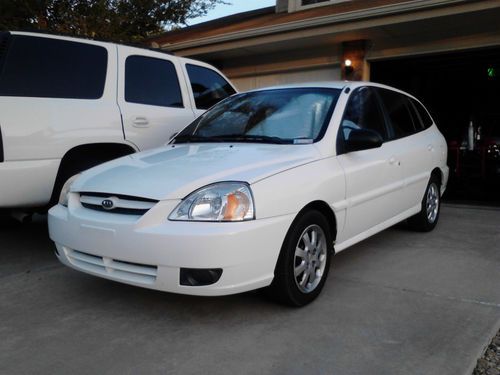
0;159;60;207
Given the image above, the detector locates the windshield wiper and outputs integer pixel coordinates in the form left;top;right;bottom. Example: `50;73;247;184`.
173;133;288;145
173;134;225;144
213;134;288;144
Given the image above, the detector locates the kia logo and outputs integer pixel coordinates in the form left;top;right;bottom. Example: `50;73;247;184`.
101;199;115;210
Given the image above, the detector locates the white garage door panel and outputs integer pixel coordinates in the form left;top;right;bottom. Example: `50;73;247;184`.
232;66;341;91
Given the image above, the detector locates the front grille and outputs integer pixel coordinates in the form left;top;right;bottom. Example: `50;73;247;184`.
65;248;157;285
79;192;158;215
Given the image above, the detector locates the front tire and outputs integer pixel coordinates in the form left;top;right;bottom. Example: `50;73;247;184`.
408;175;441;232
268;210;333;307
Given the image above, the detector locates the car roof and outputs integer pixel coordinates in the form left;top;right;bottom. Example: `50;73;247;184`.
247;81;420;101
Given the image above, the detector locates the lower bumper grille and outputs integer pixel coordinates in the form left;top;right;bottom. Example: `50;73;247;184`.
65;248;157;285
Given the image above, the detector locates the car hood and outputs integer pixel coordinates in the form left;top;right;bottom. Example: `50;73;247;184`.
73;143;322;200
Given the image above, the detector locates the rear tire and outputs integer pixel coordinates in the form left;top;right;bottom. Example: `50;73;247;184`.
267;210;333;307
408;175;441;232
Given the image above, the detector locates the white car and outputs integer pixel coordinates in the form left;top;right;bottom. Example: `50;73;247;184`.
0;31;235;210
48;82;449;306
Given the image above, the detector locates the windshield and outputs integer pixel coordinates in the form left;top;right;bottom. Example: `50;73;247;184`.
174;88;341;144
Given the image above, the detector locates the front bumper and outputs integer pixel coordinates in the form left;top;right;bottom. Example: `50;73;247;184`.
48;197;294;296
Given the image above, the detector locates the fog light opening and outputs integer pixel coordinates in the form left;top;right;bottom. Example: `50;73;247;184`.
180;268;223;286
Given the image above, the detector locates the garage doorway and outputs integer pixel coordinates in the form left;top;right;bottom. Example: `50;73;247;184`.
371;48;500;206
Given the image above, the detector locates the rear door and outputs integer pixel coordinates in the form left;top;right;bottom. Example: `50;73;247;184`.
117;47;196;150
376;88;432;210
336;86;405;241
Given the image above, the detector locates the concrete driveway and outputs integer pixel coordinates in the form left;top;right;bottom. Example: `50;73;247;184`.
1;205;499;375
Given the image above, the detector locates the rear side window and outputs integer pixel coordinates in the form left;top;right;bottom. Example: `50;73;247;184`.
125;55;183;108
411;98;434;129
186;64;236;110
377;88;416;139
0;35;107;99
341;86;388;141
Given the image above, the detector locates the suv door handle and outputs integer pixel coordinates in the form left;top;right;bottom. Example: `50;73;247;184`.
133;117;149;127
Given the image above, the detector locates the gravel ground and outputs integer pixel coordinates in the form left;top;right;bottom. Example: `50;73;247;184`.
474;329;500;375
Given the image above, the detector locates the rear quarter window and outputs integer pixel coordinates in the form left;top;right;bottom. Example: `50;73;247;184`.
186;64;236;110
0;35;107;99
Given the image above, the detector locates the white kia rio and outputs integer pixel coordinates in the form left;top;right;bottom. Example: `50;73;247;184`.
48;82;449;306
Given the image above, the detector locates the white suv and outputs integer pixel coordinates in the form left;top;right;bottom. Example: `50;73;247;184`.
0;31;236;209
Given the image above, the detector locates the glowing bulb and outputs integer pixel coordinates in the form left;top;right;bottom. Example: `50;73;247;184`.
345;59;352;67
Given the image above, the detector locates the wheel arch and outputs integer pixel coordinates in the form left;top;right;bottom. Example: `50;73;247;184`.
431;167;442;185
294;200;338;247
49;142;137;205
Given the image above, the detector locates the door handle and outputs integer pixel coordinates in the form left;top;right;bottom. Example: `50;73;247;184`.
132;117;149;127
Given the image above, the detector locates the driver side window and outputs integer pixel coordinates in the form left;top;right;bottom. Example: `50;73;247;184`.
340;87;387;143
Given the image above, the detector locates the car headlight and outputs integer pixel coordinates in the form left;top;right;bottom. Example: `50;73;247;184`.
58;174;81;207
169;182;255;222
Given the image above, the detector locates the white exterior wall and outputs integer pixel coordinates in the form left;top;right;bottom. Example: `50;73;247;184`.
231;66;341;91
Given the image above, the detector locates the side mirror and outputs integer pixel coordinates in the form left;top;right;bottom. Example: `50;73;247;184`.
345;128;383;152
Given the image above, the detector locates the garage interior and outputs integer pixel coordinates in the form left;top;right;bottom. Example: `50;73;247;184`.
371;48;500;205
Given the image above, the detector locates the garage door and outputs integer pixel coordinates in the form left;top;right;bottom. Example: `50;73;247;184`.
231;66;341;92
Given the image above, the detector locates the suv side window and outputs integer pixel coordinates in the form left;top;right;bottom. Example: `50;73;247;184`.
377;88;416;139
340;86;388;143
0;35;107;99
125;55;183;108
186;64;236;110
410;98;434;129
0;32;10;74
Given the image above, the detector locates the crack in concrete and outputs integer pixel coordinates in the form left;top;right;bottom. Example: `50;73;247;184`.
333;276;500;309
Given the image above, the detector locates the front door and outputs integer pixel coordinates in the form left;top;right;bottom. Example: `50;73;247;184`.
336;86;404;242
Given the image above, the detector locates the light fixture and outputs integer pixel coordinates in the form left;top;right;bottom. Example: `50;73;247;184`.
344;59;354;77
